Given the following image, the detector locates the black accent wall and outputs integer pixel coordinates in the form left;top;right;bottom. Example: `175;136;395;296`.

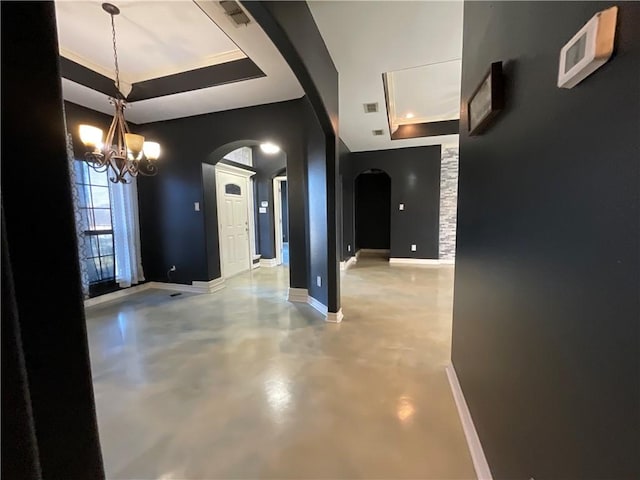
1;2;104;477
452;2;640;478
137;100;312;292
355;172;391;250
244;1;340;312
252;147;286;260
344;146;441;260
281;181;289;243
304;99;329;305
339;139;354;260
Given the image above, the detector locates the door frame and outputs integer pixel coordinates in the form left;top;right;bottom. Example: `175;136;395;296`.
215;162;257;279
273;175;287;266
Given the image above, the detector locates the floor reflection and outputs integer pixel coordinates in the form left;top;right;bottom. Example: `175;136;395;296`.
85;259;474;479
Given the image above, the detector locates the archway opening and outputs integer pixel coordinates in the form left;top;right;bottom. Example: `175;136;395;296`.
203;140;291;283
355;169;391;258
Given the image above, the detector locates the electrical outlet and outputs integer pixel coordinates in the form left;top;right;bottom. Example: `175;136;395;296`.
399;203;405;211
194;202;200;211
316;276;322;287
411;244;417;252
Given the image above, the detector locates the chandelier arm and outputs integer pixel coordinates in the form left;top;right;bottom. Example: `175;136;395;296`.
84;152;108;172
116;101;127;156
136;161;158;177
105;104;118;152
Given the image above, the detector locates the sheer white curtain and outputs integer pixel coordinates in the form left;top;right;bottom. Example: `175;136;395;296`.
109;178;145;287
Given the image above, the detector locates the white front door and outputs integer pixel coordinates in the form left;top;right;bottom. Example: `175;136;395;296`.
216;170;250;278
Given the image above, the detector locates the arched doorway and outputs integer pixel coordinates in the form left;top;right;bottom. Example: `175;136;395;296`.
203;140;291;282
355;169;391;256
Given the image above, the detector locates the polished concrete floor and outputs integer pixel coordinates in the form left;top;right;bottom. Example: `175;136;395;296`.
86;254;475;479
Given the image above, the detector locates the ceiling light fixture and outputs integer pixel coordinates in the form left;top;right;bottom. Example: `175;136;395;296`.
78;3;161;183
260;142;281;154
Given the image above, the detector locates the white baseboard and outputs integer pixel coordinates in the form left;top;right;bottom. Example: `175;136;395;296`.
191;277;225;293
288;287;308;303
439;258;456;265
84;277;225;308
83;283;151;308
445;364;493;480
340;256;357;271
260;258;278;267
325;308;344;323
389;258;441;266
307;296;328;316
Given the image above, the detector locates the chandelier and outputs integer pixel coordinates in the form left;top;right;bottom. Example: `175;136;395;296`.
79;3;160;184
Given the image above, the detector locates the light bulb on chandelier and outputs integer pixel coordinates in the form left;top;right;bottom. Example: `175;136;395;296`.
78;3;161;183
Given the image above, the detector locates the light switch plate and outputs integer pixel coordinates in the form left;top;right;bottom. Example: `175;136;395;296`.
411;244;417;251
348;244;351;252
194;202;200;211
259;207;267;214
399;203;405;211
316;276;322;287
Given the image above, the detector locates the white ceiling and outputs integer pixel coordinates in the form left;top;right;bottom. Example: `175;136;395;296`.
56;0;245;85
308;1;463;152
387;59;461;129
56;0;304;124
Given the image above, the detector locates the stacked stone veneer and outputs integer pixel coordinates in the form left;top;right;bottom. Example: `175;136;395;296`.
439;144;459;260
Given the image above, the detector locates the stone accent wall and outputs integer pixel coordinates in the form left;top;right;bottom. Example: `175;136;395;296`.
439;144;459;260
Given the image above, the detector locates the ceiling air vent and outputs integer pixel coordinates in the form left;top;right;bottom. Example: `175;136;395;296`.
363;102;379;113
220;1;251;26
372;129;384;136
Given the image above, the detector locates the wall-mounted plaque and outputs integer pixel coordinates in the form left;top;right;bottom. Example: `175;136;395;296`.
468;61;504;136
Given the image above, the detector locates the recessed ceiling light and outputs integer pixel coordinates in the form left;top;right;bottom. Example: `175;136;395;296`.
260;142;281;154
406;112;415;119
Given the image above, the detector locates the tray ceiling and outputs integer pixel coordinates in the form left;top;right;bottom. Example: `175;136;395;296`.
55;0;303;124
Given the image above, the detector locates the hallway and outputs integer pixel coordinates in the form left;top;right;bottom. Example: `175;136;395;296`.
86;257;474;479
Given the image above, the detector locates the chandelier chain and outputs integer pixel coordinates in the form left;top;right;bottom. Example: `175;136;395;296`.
110;13;120;93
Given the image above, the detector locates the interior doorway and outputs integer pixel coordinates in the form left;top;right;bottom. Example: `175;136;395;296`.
355;169;391;255
215;163;256;278
273;175;289;266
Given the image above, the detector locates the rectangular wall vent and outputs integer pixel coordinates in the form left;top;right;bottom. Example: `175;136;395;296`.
363;102;379;113
220;1;251;26
372;129;384;136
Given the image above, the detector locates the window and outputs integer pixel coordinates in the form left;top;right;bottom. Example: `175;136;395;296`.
225;183;242;195
223;147;252;167
73;162;115;286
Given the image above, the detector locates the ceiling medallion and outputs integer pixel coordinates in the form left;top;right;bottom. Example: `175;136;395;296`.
78;3;161;183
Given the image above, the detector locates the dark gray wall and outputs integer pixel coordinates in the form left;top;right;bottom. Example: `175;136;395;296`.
304;100;329;305
201;163;221;282
344;146;441;259
244;2;341;312
281;181;289;242
252;147;286;259
339;139;354;260
1;2;104;477
355;172;391;250
452;2;640;478
137;100;309;290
